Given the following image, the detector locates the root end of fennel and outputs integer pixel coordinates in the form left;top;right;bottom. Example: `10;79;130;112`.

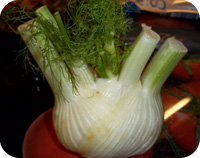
15;2;187;158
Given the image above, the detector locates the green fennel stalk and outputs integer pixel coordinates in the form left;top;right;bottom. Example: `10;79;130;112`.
17;3;188;101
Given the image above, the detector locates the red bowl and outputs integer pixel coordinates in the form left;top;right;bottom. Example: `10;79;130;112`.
23;108;154;158
23;108;82;158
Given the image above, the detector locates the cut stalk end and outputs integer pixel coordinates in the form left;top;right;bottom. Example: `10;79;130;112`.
35;5;58;28
141;38;188;94
168;38;188;53
118;24;160;85
142;24;160;40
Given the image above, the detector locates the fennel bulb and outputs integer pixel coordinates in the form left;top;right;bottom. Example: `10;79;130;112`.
15;1;188;158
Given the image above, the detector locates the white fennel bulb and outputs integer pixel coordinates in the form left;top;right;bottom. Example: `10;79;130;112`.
16;3;188;158
53;77;163;158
